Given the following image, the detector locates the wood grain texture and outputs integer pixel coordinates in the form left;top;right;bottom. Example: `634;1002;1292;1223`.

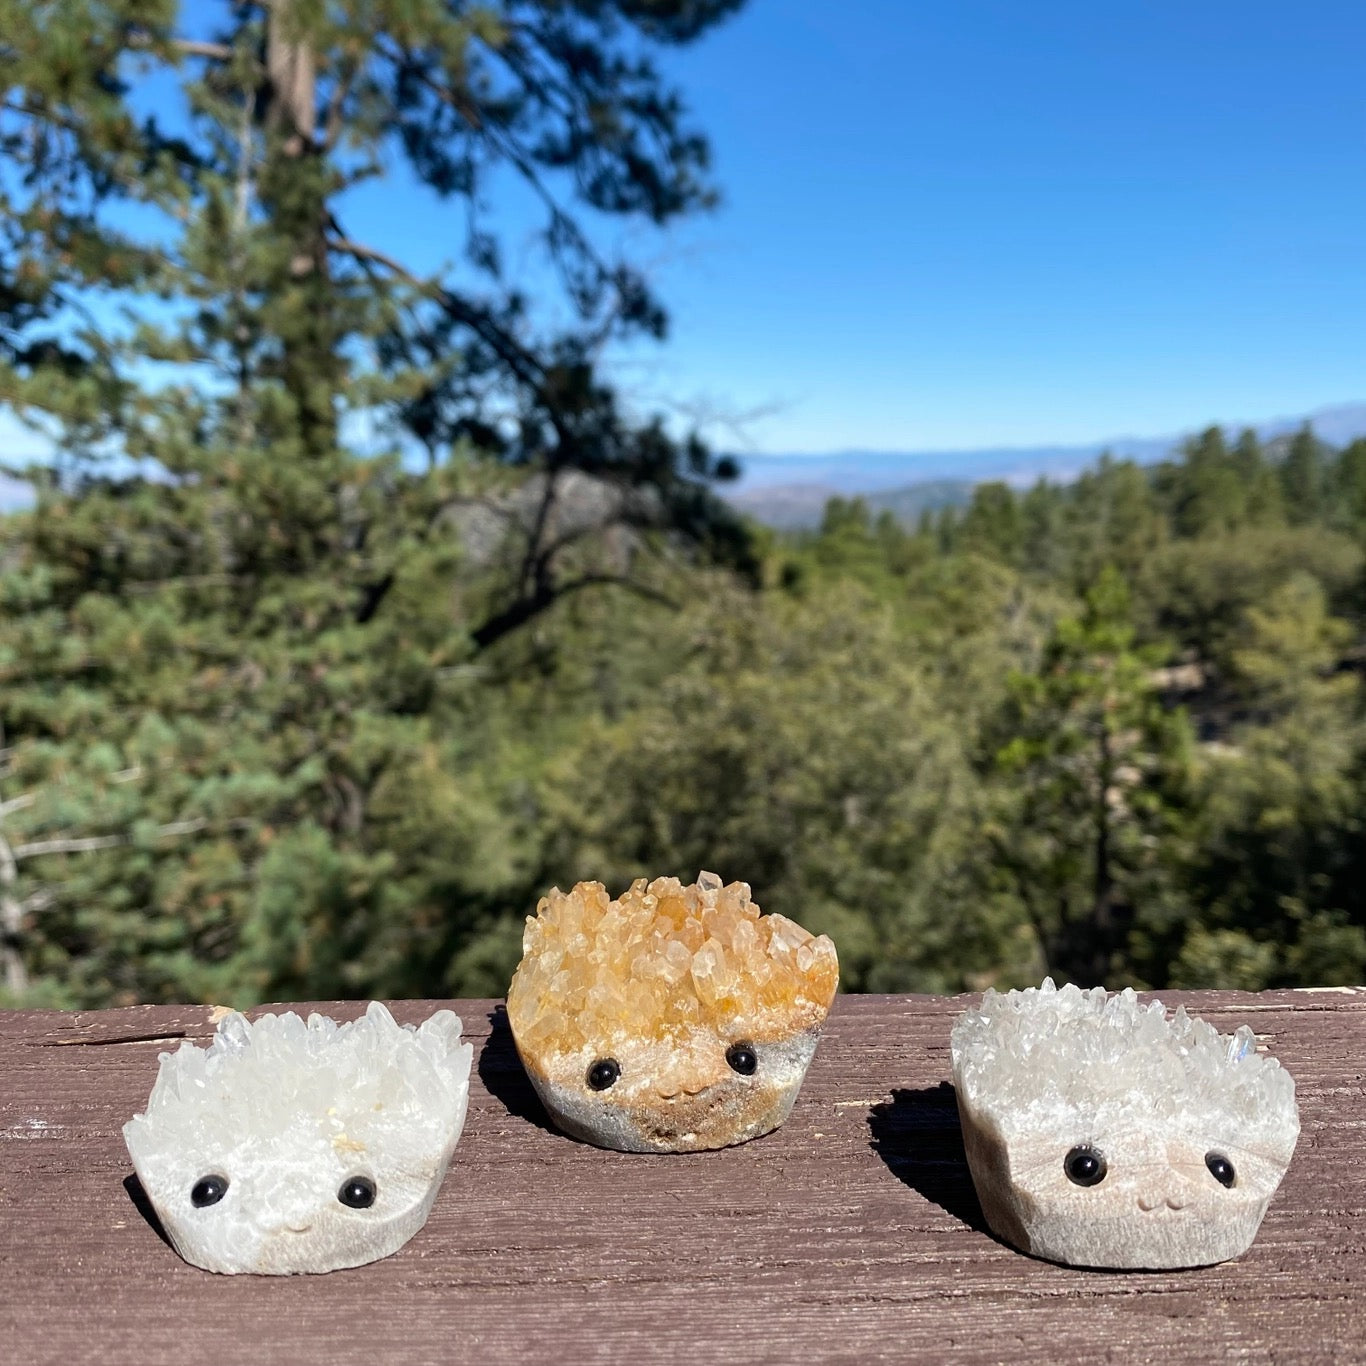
1;990;1363;1366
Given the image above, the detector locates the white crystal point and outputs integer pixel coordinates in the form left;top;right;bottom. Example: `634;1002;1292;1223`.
124;1002;473;1275
950;981;1299;1270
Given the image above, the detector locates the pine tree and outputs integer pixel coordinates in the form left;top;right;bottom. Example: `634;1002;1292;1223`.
1163;426;1245;536
0;2;751;626
1280;423;1327;526
0;0;750;1005
957;482;1024;565
1231;428;1284;525
1062;456;1165;585
1176;574;1366;988
1333;438;1366;534
986;567;1193;985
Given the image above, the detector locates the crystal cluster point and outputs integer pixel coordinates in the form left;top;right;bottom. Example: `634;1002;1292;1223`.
507;873;839;1152
124;1001;473;1275
950;979;1300;1269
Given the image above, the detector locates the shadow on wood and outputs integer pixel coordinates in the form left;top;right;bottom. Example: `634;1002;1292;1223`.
476;1004;556;1135
867;1081;997;1240
123;1173;173;1251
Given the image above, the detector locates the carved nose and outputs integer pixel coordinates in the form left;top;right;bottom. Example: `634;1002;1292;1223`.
276;1201;317;1233
656;1083;709;1100
1138;1194;1189;1212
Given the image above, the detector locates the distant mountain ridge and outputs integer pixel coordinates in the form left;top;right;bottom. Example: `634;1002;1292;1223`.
732;478;975;532
725;401;1366;530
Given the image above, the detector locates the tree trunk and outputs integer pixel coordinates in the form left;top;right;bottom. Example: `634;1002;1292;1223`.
267;4;316;152
263;0;339;459
1088;710;1116;982
0;831;26;996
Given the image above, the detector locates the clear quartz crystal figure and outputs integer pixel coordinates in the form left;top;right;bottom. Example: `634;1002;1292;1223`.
950;979;1300;1269
507;873;839;1152
124;1002;473;1274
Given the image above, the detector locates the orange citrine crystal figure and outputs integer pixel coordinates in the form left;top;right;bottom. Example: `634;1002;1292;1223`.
506;872;839;1152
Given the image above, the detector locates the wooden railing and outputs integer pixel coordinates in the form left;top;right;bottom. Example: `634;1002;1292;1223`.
3;990;1361;1365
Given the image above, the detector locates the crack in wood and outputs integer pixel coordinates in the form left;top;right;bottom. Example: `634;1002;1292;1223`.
36;1031;189;1048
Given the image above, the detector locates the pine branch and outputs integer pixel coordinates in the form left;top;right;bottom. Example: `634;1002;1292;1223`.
372;36;484;131
327;226;561;423
374;34;648;329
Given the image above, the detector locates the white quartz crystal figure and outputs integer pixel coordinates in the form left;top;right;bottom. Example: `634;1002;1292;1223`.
124;1001;473;1275
950;979;1299;1269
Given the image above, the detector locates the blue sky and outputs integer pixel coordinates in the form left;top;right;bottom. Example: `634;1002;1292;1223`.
572;0;1366;454
5;0;1363;477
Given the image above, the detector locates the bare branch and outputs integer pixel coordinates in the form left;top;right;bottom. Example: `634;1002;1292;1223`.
12;834;124;859
13;817;212;861
521;469;562;599
328;233;425;284
328;227;553;400
155;818;212;839
372;36;483;131
321;55;360;153
0;97;86;137
174;38;234;61
126;31;235;61
559;573;678;611
470;571;677;651
372;35;625;313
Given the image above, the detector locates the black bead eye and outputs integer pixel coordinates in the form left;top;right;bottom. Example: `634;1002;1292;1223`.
338;1176;376;1209
191;1174;228;1208
1205;1152;1236;1188
587;1058;620;1091
726;1043;758;1076
1063;1145;1107;1187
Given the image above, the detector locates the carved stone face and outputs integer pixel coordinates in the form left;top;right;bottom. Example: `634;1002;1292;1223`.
508;874;838;1152
124;1004;472;1275
951;981;1299;1269
958;1105;1296;1269
522;1026;824;1154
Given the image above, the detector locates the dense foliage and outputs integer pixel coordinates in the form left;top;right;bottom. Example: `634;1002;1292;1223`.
4;423;1364;1007
1;6;1363;1007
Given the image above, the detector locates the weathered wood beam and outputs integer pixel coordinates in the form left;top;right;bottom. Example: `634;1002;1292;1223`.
2;990;1361;1364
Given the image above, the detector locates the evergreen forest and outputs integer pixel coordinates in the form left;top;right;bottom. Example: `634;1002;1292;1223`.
1;3;1363;1008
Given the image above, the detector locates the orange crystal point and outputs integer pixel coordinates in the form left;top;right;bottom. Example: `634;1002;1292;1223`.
507;872;839;1061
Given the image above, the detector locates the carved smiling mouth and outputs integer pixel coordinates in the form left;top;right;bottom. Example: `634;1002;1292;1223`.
640;1090;710;1139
